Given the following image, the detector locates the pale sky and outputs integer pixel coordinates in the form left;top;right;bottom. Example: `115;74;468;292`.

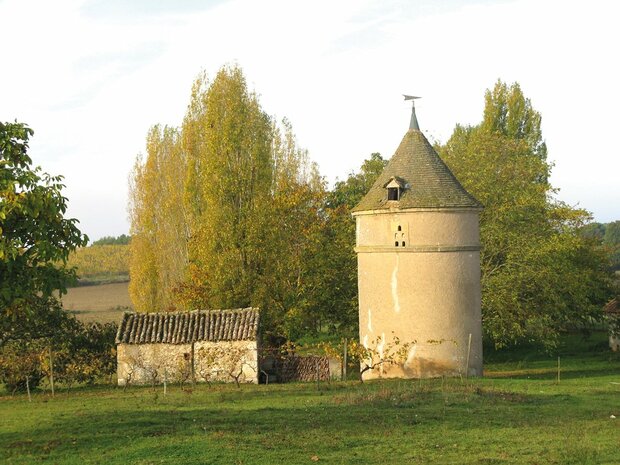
1;0;618;240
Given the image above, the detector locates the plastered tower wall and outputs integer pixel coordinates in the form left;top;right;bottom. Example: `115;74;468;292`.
354;209;482;379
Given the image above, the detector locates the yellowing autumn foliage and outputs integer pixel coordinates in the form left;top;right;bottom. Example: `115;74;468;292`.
128;65;326;341
67;245;130;280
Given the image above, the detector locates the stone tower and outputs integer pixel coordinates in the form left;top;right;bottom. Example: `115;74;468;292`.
352;99;483;380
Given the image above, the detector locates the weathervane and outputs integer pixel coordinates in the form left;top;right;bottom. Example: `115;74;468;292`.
403;95;421;131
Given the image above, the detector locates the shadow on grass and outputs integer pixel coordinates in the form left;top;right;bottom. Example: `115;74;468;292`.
484;365;620;380
483;331;614;363
3;377;615;465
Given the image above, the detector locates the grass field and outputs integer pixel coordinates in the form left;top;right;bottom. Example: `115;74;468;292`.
1;334;618;464
61;282;132;324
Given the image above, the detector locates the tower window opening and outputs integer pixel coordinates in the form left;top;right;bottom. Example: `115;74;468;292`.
397;225;402;231
395;241;399;247
402;241;406;247
385;177;404;201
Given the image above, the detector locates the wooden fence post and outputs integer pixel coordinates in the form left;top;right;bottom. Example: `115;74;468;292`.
343;338;348;381
191;342;196;386
48;345;55;397
163;367;167;396
26;376;32;402
315;358;320;390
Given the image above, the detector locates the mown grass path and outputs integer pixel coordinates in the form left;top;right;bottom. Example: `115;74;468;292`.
2;345;619;464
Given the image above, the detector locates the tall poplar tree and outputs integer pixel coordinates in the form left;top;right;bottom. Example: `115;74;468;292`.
128;125;187;312
179;66;273;310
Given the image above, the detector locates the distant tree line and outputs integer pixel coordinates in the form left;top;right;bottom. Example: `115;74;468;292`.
91;234;131;246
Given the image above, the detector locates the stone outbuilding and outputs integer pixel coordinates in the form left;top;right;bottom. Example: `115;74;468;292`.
115;308;259;386
352;98;483;380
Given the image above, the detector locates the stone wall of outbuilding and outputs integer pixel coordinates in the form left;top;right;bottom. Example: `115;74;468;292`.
117;340;258;386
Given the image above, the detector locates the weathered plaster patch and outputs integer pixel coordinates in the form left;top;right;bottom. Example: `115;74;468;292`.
378;332;386;374
363;334;369;348
391;255;400;313
405;344;417;368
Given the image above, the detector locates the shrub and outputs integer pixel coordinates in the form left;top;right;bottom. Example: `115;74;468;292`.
0;340;46;392
0;316;117;392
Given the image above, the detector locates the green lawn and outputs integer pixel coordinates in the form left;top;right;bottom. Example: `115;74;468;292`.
1;336;619;465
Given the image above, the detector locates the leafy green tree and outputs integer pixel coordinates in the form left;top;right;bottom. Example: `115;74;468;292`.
327;153;387;210
602;221;620;271
603;221;620;246
0;121;88;343
579;221;620;272
580;222;606;242
438;82;612;348
0;121;102;391
252;119;326;339
307;153;387;336
178;70;330;340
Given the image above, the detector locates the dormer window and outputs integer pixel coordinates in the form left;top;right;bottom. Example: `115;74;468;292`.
384;177;405;201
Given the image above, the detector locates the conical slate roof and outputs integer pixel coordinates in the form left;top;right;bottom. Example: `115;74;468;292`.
352;129;482;212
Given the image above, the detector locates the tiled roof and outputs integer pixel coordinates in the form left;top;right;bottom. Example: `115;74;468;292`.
115;308;259;344
352;129;482;212
604;298;619;315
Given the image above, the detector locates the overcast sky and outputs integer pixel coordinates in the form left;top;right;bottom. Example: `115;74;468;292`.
1;0;618;240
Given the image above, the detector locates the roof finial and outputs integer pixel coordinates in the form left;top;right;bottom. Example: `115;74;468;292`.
404;95;421;130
